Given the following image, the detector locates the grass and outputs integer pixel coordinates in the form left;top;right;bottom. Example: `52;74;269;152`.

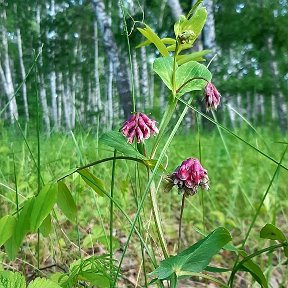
0;123;287;286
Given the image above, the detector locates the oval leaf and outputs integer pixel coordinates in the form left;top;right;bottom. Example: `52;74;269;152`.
153;57;174;90
0;215;16;246
57;181;77;222
100;131;146;160
39;214;52;237
28;277;62;288
176;61;212;96
78;169;105;197
260;223;286;242
152;227;232;280
30;183;58;231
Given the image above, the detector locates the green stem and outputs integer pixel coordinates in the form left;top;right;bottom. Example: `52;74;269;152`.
178;194;185;252
110;150;116;282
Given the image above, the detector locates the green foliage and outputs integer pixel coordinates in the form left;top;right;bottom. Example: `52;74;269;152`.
0;271;25;288
260;223;287;242
152;227;232;281
100;131;147;160
57;181;77;223
0;215;16;247
78;169;105;197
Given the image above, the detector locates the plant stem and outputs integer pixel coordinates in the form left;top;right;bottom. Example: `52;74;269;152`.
110;150;116;282
178;194;185;252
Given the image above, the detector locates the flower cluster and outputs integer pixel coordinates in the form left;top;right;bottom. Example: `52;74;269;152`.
204;82;221;111
166;158;209;197
121;112;159;144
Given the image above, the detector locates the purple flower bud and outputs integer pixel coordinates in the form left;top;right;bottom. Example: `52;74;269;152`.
204;82;221;111
121;112;159;144
166;158;209;197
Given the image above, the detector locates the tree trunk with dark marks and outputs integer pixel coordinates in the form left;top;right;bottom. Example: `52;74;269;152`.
91;0;132;119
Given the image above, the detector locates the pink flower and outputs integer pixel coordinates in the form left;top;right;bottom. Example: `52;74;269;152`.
204;82;221;111
121;112;159;144
166;158;209;197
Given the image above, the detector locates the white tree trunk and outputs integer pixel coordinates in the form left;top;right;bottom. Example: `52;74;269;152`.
16;27;29;121
140;46;149;109
0;9;18;122
167;0;183;20
94;20;102;111
132;50;140;110
36;5;50;134
50;71;58;130
203;0;216;51
107;61;113;130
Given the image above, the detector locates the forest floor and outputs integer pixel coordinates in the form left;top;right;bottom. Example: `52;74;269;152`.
0;126;287;287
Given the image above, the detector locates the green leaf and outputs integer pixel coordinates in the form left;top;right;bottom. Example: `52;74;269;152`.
137;25;169;57
175;61;212;96
100;131;146;160
78;272;110;288
0;215;16;246
174;15;187;38
238;252;268;288
28;277;62;288
153;57;174;90
30;183;58;231
260;224;286;242
78;169;105;197
152;227;231;280
39;214;52;237
176;50;211;65
0;271;26;288
57;181;77;223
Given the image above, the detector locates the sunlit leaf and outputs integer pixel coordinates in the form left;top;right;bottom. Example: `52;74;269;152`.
137;25;169;57
78;169;105;197
100;131;146;160
175;61;212;96
30;183;58;231
0;271;26;288
153;57;174;90
0;215;16;246
57;181;77;223
176;50;211;65
28;277;62;288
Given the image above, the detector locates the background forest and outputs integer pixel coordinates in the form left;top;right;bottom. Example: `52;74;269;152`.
1;0;287;133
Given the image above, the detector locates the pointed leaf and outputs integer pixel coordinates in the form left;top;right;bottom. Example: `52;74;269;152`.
175;61;212;96
78;169;105;197
30;183;58;231
39;214;52;237
0;215;16;246
57;181;77;223
0;271;26;288
238;252;268;288
100;131;146;160
152;227;231;280
260;224;286;242
176;50;211;65
153;57;174;90
137;25;169;57
28;277;62;288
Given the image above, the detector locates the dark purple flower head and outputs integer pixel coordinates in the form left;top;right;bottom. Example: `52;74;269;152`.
204;82;221;111
121;112;159;144
166;158;209;197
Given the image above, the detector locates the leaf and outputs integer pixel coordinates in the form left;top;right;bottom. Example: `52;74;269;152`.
57;181;77;223
260;224;286;242
0;215;16;246
78;169;105;197
175;61;212;96
56;167;78;182
153;57;174;90
174;15;187;38
176;50;211;65
0;271;26;288
100;131;146;160
137;25;169;57
30;183;58;231
78;272;110;288
28;277;62;288
237;251;268;288
39;214;52;237
152;227;231;280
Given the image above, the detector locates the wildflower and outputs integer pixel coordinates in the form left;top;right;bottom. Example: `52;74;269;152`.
121;112;159;144
166;158;209;197
204;82;221;111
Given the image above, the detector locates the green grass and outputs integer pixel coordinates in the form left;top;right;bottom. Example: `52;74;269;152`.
0;125;287;286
